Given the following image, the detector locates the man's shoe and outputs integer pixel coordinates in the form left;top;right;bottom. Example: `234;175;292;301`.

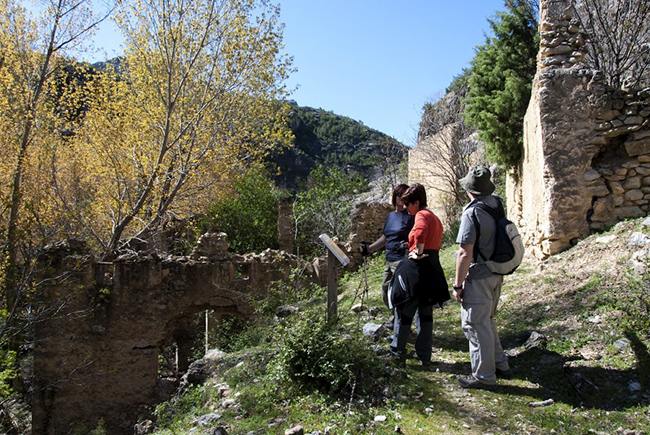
496;368;513;379
457;375;496;390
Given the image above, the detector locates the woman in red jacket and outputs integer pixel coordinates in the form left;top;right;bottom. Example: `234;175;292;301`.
389;183;449;365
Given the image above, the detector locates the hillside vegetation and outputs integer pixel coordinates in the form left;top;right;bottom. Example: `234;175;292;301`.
271;105;408;190
139;217;650;435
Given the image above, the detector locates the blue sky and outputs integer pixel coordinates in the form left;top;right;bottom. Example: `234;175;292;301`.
87;0;507;146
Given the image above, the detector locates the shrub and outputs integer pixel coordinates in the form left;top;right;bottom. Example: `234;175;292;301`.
615;265;650;340
265;313;385;399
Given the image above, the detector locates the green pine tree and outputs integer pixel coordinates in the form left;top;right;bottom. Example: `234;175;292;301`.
464;0;539;170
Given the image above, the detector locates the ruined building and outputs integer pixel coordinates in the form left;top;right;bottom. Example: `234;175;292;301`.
411;0;649;259
509;0;650;258
32;202;390;434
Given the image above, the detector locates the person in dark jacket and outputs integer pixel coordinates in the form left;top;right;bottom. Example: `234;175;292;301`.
389;183;449;365
360;184;414;308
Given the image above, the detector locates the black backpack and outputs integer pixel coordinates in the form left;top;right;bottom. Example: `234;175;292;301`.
471;199;525;275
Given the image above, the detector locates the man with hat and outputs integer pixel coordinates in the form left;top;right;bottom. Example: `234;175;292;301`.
453;165;512;390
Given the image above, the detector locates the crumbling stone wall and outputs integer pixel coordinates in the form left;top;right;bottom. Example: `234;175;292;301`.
346;201;393;268
32;237;317;435
32;200;393;434
509;0;650;258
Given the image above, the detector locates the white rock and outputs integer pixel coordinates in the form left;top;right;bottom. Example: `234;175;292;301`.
594;235;617;244
628;232;650;246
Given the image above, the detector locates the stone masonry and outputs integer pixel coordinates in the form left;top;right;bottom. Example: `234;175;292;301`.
508;0;650;258
32;202;392;434
32;238;318;435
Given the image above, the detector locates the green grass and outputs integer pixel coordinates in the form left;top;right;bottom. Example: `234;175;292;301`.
147;227;650;435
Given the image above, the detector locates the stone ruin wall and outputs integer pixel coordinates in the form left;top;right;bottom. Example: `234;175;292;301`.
347;201;393;267
32;203;392;434
32;235;322;434
508;0;650;258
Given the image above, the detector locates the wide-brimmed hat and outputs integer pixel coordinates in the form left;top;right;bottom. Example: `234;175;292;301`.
459;165;495;196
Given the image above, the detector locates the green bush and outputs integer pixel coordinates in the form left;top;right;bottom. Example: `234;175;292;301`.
154;386;206;429
615;266;650;340
0;349;16;399
293;165;368;258
199;169;281;254
265;314;385;398
255;267;325;316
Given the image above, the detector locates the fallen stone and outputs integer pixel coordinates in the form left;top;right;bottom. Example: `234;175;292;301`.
528;398;554;407
594;235;617;244
134;420;154;435
196;413;223;426
276;305;299;318
628;232;650;246
614;338;631;351
363;323;385;341
285;425;304;435
352;304;368;313
507;331;547;357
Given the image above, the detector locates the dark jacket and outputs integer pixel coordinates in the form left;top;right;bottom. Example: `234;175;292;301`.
389;250;450;308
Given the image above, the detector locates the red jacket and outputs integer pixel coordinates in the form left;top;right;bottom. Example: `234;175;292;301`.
408;208;443;251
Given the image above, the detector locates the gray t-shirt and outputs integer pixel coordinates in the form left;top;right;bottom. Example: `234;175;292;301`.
456;194;501;278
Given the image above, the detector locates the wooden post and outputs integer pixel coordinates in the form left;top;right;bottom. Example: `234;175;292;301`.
327;250;338;324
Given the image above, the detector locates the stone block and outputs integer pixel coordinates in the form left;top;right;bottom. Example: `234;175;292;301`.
643;176;650;186
613;195;625;206
633;130;650;141
623;177;642;189
616;166;631;174
626;189;644;201
596;110;621;121
584;169;601;182
608;181;625;194
626;139;650;157
639;155;650;163
591;197;613;221
625;116;645;125
637;166;650;176
542;45;573;56
604;125;641;138
596;121;612;131
587;184;610;197
615;206;645;219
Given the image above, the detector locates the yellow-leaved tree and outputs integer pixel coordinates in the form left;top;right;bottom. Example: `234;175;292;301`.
57;0;293;259
0;0;108;350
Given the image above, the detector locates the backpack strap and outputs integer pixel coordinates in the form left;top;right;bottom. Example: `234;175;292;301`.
469;197;505;262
